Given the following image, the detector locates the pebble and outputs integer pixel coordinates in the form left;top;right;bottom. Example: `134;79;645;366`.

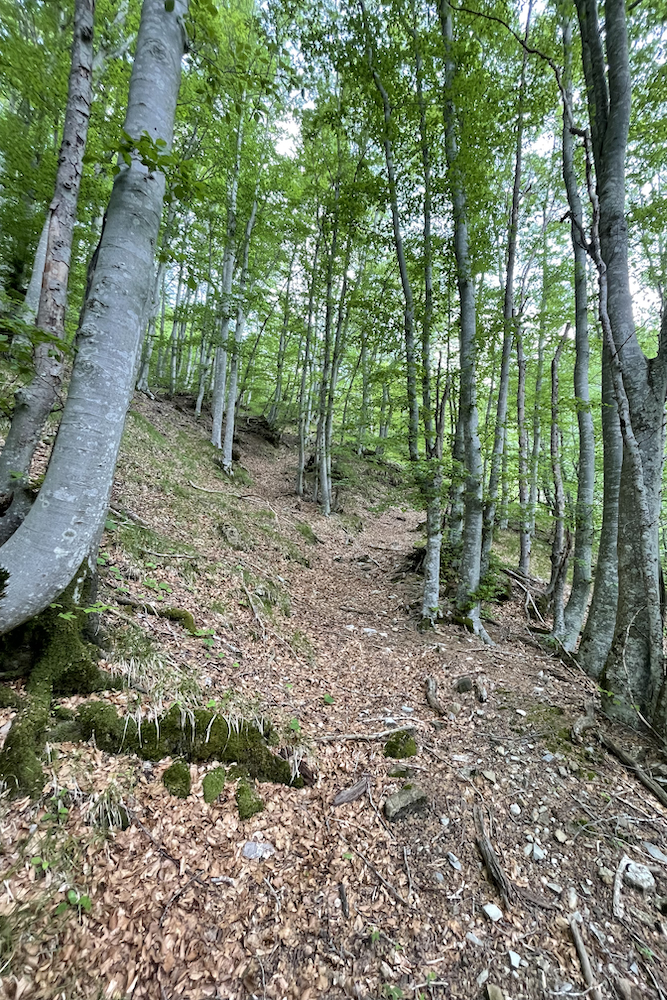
455;675;473;693
482;770;497;784
516;709;527;717
434;871;445;884
242;841;275;860
558;766;569;778
466;931;483;946
545;881;563;894
362;628;377;635
401;705;414;713
447;852;462;871
384;717;397;726
543;752;555;763
624;862;656;892
508;951;521;970
554;829;567;843
598;866;614;886
532;844;547;861
566;887;578;910
482;903;503;922
486;986;504;1000
440;815;450;828
510;803;521;816
477;969;490;987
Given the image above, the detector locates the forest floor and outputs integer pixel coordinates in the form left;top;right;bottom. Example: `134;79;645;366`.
1;394;667;1000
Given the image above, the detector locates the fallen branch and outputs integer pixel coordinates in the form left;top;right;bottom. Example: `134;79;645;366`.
569;917;603;1000
425;676;446;716
109;502;150;528
473;803;516;908
240;582;265;635
612;854;631;920
597;732;667;810
317;726;415;744
571;700;597;743
351;846;410;907
502;568;546;624
187;480;226;495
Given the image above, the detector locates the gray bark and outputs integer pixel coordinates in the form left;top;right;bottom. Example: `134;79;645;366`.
516;331;531;575
21;218;50;326
548;333;570;639
0;0;95;537
0;0;188;634
297;233;320;497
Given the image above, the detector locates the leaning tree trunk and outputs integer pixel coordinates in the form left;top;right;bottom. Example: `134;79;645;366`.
0;0;188;634
0;0;95;540
547;333;570;640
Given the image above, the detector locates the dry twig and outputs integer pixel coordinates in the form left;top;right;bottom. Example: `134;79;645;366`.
351;846;410;907
613;854;631;919
568;917;603;1000
424;676;446;716
598;732;667;810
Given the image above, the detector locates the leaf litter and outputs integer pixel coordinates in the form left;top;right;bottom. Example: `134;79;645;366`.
1;394;666;1000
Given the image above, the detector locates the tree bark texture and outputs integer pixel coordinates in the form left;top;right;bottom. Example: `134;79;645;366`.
0;0;188;634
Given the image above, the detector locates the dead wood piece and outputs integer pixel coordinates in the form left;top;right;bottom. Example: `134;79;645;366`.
332;775;370;806
502;568;547;624
160;869;203;927
474;675;489;703
187;479;226;495
598;732;667;810
425;676;446;716
109;502;150;528
568;917;603;1000
613;854;631;920
318;726;415;744
240;582;265;634
351;846;410;907
571;700;597;743
473;803;516;909
338;882;350;918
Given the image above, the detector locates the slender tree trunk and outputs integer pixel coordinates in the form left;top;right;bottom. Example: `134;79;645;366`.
297;235;320;496
21;218;50;326
516;331;531;574
440;0;489;641
0;0;188;634
0;0;95;539
548;332;570;638
561;13;595;650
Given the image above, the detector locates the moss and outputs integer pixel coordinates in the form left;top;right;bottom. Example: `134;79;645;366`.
295;521;320;545
163;759;191;797
160;607;197;634
0;686;22;710
236;779;263;819
384;731;417;759
202;766;226;803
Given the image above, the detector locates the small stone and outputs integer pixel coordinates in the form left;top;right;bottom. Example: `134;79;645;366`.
516;709;527;717
362;628;377;635
440;815;450;828
523;843;533;857
449;702;463;717
510;803;521;817
482;903;503;922
401;705;414;713
558;766;569;778
384;784;428;821
482;770;497;784
466;931;483;946
455;675;473;693
598;866;614;886
487;985;504;1000
642;842;667;864
543;752;555;763
532;844;546;861
545;881;563;894
566;887;578;910
384;717;397;726
554;829;567;843
508;951;521;970
242;840;275;860
477;969;490;987
447;852;462;871
624;862;656;892
434;871;445;884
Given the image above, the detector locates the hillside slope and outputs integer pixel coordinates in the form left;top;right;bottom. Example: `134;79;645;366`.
1;395;666;1000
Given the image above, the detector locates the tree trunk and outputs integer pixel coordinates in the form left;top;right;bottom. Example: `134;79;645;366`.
0;0;95;538
0;0;188;634
516;330;531;575
297;233;320;497
547;332;570;639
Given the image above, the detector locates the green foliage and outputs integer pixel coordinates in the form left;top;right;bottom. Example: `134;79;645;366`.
235;778;264;820
163;759;191;798
383;731;417;759
202;766;226;803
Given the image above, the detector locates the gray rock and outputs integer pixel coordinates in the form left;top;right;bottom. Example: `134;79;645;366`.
482;902;503;922
447;852;462;871
449;702;463;717
642;842;667;864
624;862;656;892
566;887;578;911
598;866;614;886
440;815;450;828
383;784;428;821
509;951;521;970
545;881;563;894
477;969;490;987
554;829;567;843
487;986;504;1000
242;840;275;860
532;843;547;861
455;675;473;693
434;871;445;884
466;931;483;946
510;803;521;817
558;765;569;778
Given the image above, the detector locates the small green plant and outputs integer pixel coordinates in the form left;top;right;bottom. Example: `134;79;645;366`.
288;718;301;735
371;928;380;944
30;856;50;876
55;888;91;918
382;985;403;999
323;693;334;705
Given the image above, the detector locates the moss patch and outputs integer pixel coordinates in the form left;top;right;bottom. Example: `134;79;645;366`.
202;766;226;803
295;521;320;545
384;731;417;759
163;759;191;798
236;779;264;819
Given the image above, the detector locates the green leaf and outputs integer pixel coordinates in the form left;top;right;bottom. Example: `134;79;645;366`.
79;895;92;912
55;902;69;916
30;856;43;866
67;889;78;904
323;693;334;705
165;0;175;10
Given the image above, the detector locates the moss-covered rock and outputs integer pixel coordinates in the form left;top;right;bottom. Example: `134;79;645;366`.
384;731;417;759
163;759;191;797
160;607;197;634
0;686;22;710
202;766;226;803
236;779;263;819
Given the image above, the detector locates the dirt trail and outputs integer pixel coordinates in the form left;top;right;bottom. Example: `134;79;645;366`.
1;399;666;1000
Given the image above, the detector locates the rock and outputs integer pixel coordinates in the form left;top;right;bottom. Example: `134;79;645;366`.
202;766;226;803
477;969;490;987
465;932;483;946
554;829;567;843
558;766;569;778
598;866;614;886
642;842;667;864
440;815;450;827
516;709;527;717
545;881;563;894
384;784;427;821
362;628;377;635
543;752;555;763
482;770;496;784
566;887;578;910
455;675;473;693
242;840;275;860
482;903;503;922
163;759;191;798
447;852;461;871
487;985;504;1000
236;779;264;820
449;702;463;717
434;871;445;884
508;951;521;969
384;731;417;759
624;862;656;892
532;844;546;861
510;803;521;817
